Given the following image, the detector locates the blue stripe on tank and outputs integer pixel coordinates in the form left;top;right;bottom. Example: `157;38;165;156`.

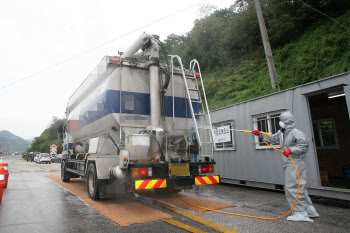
63;143;73;151
164;96;200;118
79;90;199;128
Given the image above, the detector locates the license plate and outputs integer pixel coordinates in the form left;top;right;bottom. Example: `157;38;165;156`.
169;163;190;176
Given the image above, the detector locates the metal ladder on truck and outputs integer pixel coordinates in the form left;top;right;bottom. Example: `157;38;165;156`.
168;56;215;161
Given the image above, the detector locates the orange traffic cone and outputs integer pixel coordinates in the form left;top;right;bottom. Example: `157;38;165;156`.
0;167;5;203
0;162;9;188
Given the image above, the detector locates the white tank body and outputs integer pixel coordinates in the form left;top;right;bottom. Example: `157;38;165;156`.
66;56;200;143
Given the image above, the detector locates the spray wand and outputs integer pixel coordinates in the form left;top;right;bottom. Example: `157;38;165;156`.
213;128;272;135
234;129;272;135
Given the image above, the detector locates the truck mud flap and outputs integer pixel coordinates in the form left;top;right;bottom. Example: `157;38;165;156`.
99;181;127;198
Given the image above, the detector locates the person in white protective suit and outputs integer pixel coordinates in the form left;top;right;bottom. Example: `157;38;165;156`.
252;111;319;222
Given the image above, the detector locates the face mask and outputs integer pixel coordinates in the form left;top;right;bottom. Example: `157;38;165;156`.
279;121;286;129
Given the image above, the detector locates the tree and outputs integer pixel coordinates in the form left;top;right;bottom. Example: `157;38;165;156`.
28;117;66;153
162;0;350;73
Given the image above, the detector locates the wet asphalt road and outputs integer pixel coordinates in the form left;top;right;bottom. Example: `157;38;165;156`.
1;155;350;233
0;156;184;233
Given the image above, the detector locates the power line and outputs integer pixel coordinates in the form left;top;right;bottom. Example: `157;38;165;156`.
296;0;349;32
0;0;205;91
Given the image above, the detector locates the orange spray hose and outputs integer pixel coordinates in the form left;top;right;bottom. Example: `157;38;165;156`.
178;138;300;220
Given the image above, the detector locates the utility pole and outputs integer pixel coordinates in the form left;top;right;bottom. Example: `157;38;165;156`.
253;0;280;92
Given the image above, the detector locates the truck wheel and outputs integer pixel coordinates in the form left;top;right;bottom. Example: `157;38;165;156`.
61;160;70;182
87;163;100;200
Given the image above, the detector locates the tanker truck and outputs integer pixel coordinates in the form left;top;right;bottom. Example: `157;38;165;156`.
58;32;219;200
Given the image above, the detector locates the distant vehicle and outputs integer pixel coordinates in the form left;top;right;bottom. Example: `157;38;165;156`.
51;154;62;163
15;152;19;155
37;153;51;164
34;154;40;163
28;152;40;162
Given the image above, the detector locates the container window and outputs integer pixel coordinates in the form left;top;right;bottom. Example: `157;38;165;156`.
253;111;284;149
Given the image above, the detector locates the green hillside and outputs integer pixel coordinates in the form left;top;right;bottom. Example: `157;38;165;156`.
161;0;350;110
204;11;350;110
0;130;30;154
26;117;66;154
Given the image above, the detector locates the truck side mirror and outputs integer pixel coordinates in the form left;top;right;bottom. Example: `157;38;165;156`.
58;125;64;139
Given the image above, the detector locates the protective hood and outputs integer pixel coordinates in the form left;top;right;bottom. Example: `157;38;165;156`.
279;111;295;129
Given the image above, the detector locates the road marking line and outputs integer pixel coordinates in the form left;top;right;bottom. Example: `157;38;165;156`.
11;170;21;173
162;219;207;233
158;201;237;233
43;170;52;172
28;170;37;172
28;163;43;169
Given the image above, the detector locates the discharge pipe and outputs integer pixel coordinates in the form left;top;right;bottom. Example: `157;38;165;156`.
121;32;152;58
121;32;161;128
149;35;161;127
121;32;162;159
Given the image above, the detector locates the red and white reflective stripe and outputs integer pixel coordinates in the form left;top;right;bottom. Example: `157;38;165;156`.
195;176;220;185
135;179;167;190
0;174;5;180
4;166;8;170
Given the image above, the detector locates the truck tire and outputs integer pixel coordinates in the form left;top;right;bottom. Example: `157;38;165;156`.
87;163;100;200
61;160;70;182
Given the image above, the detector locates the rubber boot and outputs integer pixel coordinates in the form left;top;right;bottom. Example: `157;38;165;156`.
307;205;319;218
287;211;313;222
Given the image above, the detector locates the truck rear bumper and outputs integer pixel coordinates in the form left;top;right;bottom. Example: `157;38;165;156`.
134;175;220;190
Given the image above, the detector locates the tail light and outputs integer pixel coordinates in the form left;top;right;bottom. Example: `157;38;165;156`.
132;167;152;177
199;165;214;174
40;157;42;160
201;165;209;173
139;168;148;177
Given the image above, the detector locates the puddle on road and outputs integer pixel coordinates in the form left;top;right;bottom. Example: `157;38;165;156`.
46;175;237;226
137;189;237;213
46;175;172;227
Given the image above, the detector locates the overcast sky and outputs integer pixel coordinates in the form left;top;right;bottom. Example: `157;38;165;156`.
0;0;233;140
